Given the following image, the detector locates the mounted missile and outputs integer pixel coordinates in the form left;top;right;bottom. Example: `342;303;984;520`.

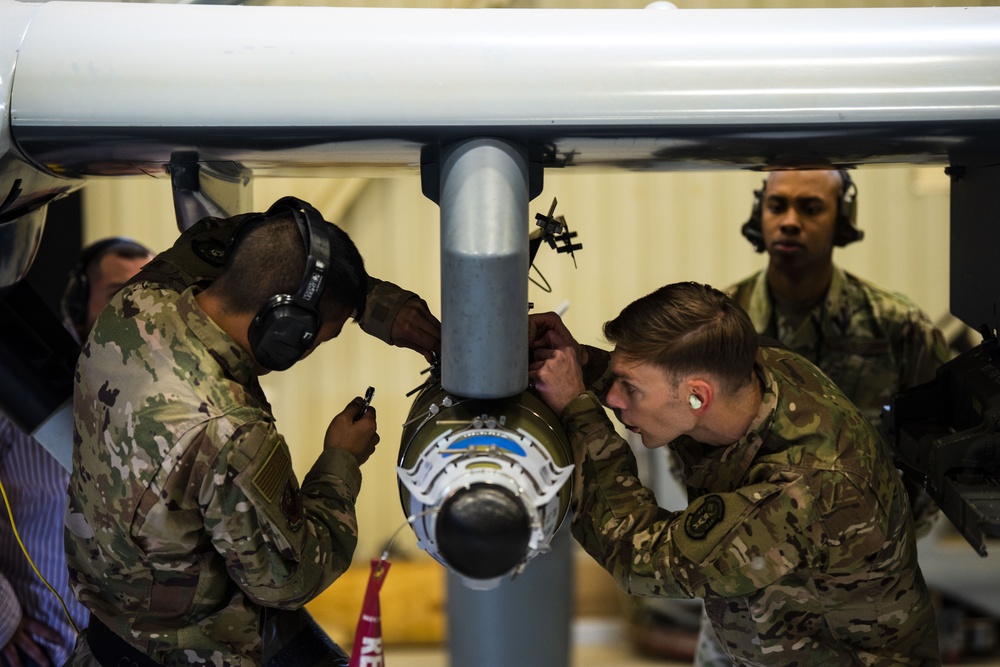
397;377;573;590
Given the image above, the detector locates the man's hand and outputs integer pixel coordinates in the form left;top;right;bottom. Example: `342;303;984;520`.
390;297;441;363
529;342;587;415
2;616;59;667
528;312;588;367
324;397;380;465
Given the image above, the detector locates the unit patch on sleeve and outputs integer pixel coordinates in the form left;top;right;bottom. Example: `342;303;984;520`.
685;494;725;540
280;480;304;531
192;237;228;267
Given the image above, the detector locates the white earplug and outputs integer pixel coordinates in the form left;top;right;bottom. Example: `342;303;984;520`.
689;395;702;409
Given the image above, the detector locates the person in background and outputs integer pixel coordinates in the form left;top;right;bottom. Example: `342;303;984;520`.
64;198;440;667
728;168;948;427
1;238;154;667
528;282;941;666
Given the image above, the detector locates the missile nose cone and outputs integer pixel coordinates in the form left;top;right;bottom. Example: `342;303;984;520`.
436;484;531;580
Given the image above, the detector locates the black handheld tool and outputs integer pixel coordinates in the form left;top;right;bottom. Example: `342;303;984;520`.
354;386;375;422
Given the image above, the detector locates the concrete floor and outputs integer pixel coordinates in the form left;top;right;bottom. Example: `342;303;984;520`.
386;648;1000;667
383;621;1000;667
383;618;689;667
385;643;679;667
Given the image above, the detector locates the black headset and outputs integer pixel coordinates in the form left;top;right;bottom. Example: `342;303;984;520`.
741;169;862;253
238;197;332;372
61;237;151;331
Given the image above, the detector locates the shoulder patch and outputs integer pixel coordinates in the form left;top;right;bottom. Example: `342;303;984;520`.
192;237;228;267
685;494;725;540
280;480;304;532
253;444;291;502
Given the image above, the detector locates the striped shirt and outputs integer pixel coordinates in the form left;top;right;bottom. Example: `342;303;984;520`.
0;414;89;665
0;573;22;646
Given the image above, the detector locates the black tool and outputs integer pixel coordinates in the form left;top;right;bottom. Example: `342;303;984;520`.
354;386;375;421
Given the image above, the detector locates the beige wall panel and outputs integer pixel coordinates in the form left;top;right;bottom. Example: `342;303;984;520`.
81;176;180;254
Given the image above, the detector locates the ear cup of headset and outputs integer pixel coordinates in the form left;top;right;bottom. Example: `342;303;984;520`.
61;270;89;329
832;174;863;247
242;197;331;371
740;184;767;253
248;296;320;371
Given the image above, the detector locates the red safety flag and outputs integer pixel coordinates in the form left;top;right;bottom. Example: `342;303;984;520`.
349;558;390;667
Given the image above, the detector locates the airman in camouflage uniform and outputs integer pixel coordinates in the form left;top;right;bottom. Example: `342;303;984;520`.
527;282;942;667
728;168;949;426
64;200;440;667
727;265;949;426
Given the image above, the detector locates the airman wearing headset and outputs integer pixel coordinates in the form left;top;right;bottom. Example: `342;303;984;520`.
728;168;948;429
63;198;441;667
697;169;948;666
2;238;153;667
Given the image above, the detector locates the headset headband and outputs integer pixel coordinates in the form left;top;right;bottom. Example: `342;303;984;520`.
272;197;331;314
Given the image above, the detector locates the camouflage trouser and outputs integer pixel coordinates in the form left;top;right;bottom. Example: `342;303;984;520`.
694;606;735;667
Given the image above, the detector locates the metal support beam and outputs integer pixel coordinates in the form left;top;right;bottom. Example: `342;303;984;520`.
447;525;572;667
438;138;533;399
169;152;252;231
950;164;1000;336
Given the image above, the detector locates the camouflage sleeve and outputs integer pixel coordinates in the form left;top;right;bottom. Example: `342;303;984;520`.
581;345;614;398
202;420;362;609
357;278;418;345
563;392;825;600
0;574;22;646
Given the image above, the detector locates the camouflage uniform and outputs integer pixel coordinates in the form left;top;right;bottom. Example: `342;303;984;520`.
726;265;949;425
676;265;953;665
567;343;941;667
65;213;417;667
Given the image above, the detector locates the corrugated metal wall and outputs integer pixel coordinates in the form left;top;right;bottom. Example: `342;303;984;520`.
79;0;982;558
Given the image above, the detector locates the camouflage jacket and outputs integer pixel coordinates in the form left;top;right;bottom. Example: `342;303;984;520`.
565;343;941;666
65;212;416;667
726;265;949;425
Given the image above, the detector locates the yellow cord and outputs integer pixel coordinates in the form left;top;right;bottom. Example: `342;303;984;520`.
0;476;80;635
